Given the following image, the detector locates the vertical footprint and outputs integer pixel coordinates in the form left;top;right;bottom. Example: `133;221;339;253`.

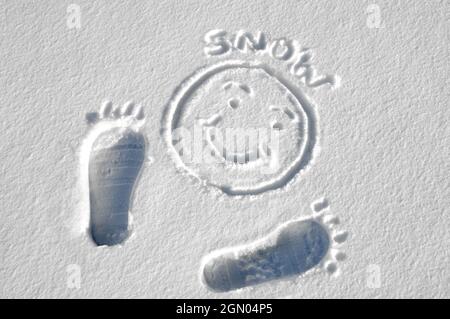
87;102;146;246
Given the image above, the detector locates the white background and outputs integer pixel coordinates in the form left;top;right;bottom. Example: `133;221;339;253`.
0;0;448;298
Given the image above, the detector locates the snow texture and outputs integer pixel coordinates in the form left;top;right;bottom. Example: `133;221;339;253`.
0;0;448;298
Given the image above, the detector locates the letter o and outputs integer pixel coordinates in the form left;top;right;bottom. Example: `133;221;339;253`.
270;38;293;61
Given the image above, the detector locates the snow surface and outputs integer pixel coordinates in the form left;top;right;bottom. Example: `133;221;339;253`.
0;0;448;298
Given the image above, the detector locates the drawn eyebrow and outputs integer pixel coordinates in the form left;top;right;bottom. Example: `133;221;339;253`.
269;105;298;122
238;83;251;94
223;82;233;90
222;81;252;94
282;107;295;120
196;113;223;127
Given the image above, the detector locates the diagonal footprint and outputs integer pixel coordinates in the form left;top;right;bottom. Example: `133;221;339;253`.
201;199;347;292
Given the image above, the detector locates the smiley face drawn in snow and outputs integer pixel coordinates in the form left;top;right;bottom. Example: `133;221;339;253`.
164;61;317;195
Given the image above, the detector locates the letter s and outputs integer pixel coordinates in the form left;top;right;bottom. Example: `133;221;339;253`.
204;29;230;56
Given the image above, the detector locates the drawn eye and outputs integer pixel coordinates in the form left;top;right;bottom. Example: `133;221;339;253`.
228;98;240;109
272;121;283;130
